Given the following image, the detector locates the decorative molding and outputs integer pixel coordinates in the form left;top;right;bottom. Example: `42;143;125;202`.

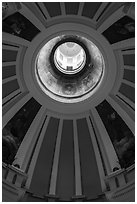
105;165;135;202
2;163;27;202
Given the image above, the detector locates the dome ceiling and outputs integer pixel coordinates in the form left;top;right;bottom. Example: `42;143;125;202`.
2;2;135;202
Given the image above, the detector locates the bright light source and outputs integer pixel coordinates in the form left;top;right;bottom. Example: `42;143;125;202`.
54;42;86;74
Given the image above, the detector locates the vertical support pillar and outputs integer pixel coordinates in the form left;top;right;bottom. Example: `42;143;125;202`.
90;108;120;173
86;116;106;192
25;115;50;189
49;119;63;196
73;119;82;196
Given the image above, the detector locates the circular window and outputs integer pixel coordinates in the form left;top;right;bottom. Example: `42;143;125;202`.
54;42;86;75
35;35;105;103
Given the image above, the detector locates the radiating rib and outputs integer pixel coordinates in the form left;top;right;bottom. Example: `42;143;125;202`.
2;44;19;51
2;92;25;115
78;2;84;16
73;119;82;196
122;79;135;88
23;2;48;28
122;49;135;55
13;106;47;171
90;108;120;173
2;61;16;67
97;5;124;33
2;89;20;106
93;2;108;21
106;95;134;135
49;119;63;195
116;91;135;114
37;2;50;19
2;75;17;84
20;3;46;32
3;92;31;128
86;116;106;192
110;94;134;121
124;65;135;71
3;32;30;47
60;2;66;16
112;38;135;50
25;115;50;188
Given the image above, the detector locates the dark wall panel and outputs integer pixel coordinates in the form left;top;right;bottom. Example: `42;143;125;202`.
2;65;16;79
3;97;41;164
77;118;102;199
44;2;61;17
123;54;135;66
29;117;59;196
3;12;40;41
56;120;74;201
96;100;135;168
123;69;135;83
119;83;135;103
2;50;17;62
65;2;79;15
82;2;101;19
2;79;19;98
103;16;135;44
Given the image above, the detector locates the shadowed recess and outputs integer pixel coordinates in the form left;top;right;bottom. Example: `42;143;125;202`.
2;79;19;99
96;100;135;168
119;83;135;103
44;2;61;17
2;49;17;62
82;2;101;19
102;16;135;44
65;2;79;15
2;65;16;79
123;69;135;83
123;54;135;66
77;118;102;199
29;117;59;196
56;120;75;201
2;97;41;164
3;12;40;41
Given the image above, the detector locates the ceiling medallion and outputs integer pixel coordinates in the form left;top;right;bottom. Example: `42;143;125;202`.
35;35;105;103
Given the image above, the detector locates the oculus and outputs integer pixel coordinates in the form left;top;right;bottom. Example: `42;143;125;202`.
35;35;105;103
54;41;86;75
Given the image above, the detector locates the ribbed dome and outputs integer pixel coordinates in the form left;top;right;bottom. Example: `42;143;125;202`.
59;42;82;57
54;42;86;73
2;2;135;202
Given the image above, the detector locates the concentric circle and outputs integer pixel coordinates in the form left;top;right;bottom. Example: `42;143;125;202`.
35;34;105;103
23;23;117;114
